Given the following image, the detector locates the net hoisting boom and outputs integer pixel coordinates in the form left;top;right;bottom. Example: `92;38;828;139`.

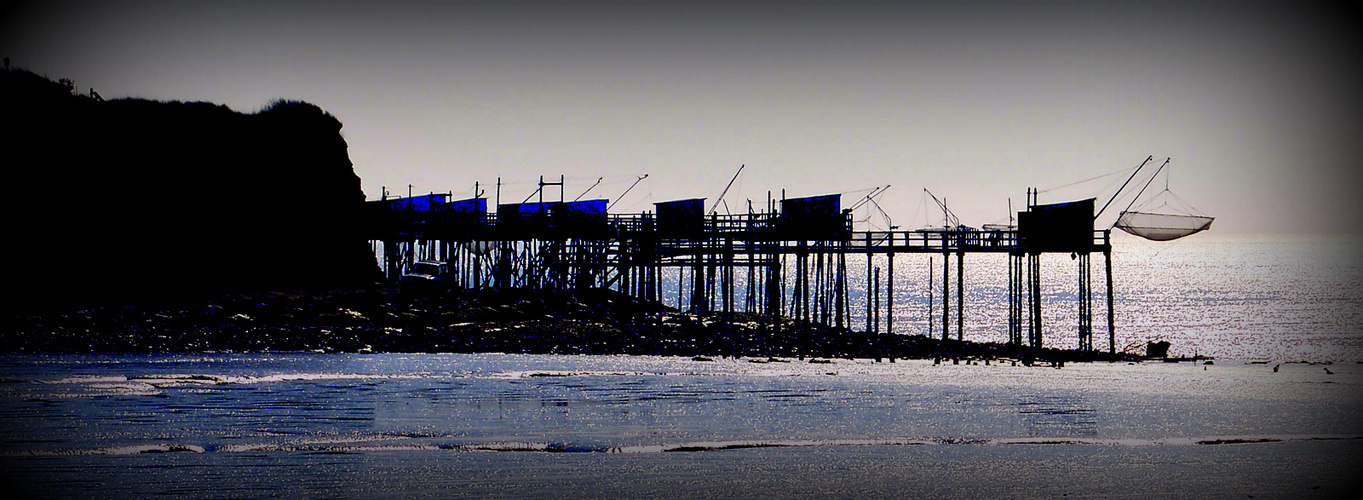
924;188;960;227
849;185;889;212
1094;155;1155;221
606;174;648;211
1107;157;1215;241
710;164;745;215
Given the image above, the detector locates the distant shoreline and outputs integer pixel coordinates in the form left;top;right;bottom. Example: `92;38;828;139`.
0;284;1141;364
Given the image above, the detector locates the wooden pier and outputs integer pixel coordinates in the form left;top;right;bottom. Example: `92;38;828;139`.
366;187;1117;353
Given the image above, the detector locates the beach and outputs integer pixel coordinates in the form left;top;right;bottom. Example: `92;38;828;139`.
1;353;1359;498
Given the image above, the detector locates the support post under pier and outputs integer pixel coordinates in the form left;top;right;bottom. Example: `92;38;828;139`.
1106;244;1116;354
956;251;964;342
887;239;895;336
942;252;950;341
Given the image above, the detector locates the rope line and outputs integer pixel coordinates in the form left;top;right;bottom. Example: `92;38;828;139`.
1037;164;1139;193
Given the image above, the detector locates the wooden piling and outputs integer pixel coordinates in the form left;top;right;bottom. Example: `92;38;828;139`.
1105;245;1115;354
942;251;950;341
887;233;895;335
956;250;964;341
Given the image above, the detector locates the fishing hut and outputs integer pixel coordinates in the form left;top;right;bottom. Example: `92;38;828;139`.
1015;194;1110;352
366;176;1129;354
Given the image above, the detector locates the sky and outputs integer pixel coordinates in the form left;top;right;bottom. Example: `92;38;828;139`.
4;0;1360;234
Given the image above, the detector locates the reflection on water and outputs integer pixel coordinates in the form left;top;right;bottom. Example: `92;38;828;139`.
1017;394;1097;437
838;233;1362;361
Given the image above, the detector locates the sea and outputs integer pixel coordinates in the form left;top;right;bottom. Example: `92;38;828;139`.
2;233;1360;498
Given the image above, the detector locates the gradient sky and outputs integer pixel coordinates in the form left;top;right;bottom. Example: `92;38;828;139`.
4;1;1359;234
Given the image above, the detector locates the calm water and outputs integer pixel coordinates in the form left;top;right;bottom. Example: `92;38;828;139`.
819;232;1362;361
2;234;1360;498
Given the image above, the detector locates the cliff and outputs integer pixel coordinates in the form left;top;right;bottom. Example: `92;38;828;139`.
1;69;379;311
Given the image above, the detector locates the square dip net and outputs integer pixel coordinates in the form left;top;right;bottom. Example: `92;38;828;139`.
1115;211;1214;241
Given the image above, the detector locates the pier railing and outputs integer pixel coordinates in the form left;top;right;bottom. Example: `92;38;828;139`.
368;206;1109;254
844;229;1109;253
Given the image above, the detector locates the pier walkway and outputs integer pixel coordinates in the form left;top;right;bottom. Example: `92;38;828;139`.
366;191;1116;354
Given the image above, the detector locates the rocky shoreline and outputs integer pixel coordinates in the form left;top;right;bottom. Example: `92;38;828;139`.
0;284;1138;364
